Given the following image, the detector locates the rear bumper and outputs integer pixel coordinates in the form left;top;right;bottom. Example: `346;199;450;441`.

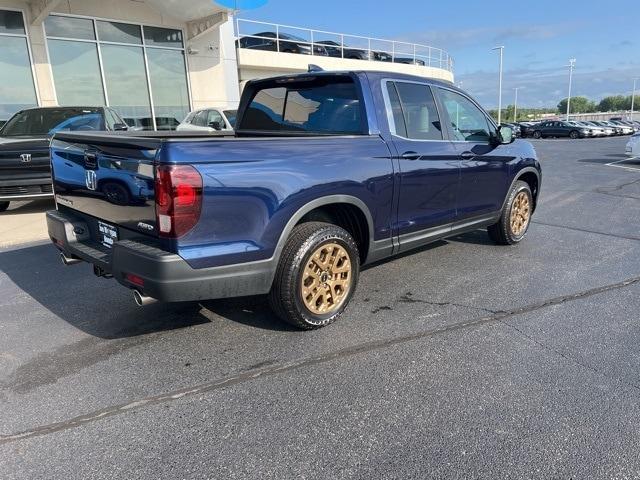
46;209;274;302
0;177;53;201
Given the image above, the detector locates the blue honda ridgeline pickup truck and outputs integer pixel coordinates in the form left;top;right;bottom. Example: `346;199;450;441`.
47;71;541;329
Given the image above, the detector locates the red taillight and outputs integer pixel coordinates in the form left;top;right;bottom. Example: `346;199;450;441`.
155;165;203;238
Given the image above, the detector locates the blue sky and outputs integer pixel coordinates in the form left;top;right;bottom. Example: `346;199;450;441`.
238;0;640;108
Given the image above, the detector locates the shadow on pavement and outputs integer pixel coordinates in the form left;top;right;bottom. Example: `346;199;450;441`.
1;199;55;216
0;231;493;339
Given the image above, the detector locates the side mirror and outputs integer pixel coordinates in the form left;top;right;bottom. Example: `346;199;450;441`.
209;121;222;130
113;123;128;131
499;125;514;144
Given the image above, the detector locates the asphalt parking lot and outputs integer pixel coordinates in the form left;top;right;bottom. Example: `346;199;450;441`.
1;136;639;479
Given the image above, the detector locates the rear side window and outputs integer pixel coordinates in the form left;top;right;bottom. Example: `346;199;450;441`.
240;78;363;134
386;81;442;140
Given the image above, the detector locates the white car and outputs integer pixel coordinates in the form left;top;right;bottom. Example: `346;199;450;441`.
626;133;640;157
177;108;237;132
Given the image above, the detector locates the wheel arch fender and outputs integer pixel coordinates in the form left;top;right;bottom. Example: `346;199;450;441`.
503;167;541;212
271;195;375;267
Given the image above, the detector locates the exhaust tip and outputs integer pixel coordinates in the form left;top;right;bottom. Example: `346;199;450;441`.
60;252;81;266
133;290;157;307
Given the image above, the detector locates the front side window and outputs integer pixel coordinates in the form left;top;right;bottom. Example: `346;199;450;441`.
241;78;363;134
438;89;493;142
387;81;442;140
0;10;37;122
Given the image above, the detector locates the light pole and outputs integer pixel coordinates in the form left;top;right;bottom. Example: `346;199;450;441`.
492;46;504;124
513;87;520;122
631;78;638;121
566;58;576;121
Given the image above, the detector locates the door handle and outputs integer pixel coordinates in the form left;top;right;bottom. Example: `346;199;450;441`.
400;151;420;160
460;151;475;160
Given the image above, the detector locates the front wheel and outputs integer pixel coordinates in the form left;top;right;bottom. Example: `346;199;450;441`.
488;180;533;245
532;131;542;139
569;130;580;139
269;222;359;330
0;201;9;213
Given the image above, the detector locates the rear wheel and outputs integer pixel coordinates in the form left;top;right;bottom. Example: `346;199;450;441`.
269;222;359;330
488;180;533;245
0;201;9;213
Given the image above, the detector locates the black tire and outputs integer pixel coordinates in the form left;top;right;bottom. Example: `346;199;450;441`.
532;130;542;139
0;201;9;213
569;130;579;139
269;221;360;330
488;180;533;245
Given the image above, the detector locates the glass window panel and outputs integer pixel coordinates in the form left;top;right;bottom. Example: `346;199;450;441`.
0;36;37;121
146;48;189;130
386;82;407;137
143;26;183;48
48;39;105;106
0;10;25;35
438;88;492;142
97;21;142;44
242;80;362;134
100;44;152;130
394;82;442;140
45;15;95;40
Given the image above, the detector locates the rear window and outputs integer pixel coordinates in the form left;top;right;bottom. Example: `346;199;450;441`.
239;78;364;134
1;108;104;136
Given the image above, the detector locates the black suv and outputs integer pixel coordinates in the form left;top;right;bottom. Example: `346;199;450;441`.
531;121;592;139
0;106;127;212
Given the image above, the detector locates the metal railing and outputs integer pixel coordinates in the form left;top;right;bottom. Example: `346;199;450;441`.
235;19;454;72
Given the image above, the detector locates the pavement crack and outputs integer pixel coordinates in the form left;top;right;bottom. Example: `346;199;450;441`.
397;292;502;315
1;275;639;446
532;221;640;242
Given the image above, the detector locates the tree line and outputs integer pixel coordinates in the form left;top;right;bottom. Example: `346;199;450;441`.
557;95;640;114
488;94;640;123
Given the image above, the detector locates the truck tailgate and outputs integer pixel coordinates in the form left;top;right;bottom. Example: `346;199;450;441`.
50;133;161;237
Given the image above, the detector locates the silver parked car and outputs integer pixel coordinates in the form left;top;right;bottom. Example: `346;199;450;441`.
177;108;237;132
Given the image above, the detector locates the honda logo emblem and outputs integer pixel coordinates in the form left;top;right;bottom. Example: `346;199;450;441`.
20;153;32;163
85;170;97;191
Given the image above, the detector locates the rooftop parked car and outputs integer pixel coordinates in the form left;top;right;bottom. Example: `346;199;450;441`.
47;70;540;330
531;121;592;139
315;40;371;60
0;106;127;212
237;32;328;56
177;108;237;132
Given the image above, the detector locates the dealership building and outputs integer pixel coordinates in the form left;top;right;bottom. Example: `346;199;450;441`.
0;0;454;129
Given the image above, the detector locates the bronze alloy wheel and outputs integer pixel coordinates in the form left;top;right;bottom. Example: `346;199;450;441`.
510;191;531;236
301;242;352;315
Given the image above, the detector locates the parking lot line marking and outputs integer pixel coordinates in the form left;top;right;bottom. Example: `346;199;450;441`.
1;275;639;446
604;158;640;172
